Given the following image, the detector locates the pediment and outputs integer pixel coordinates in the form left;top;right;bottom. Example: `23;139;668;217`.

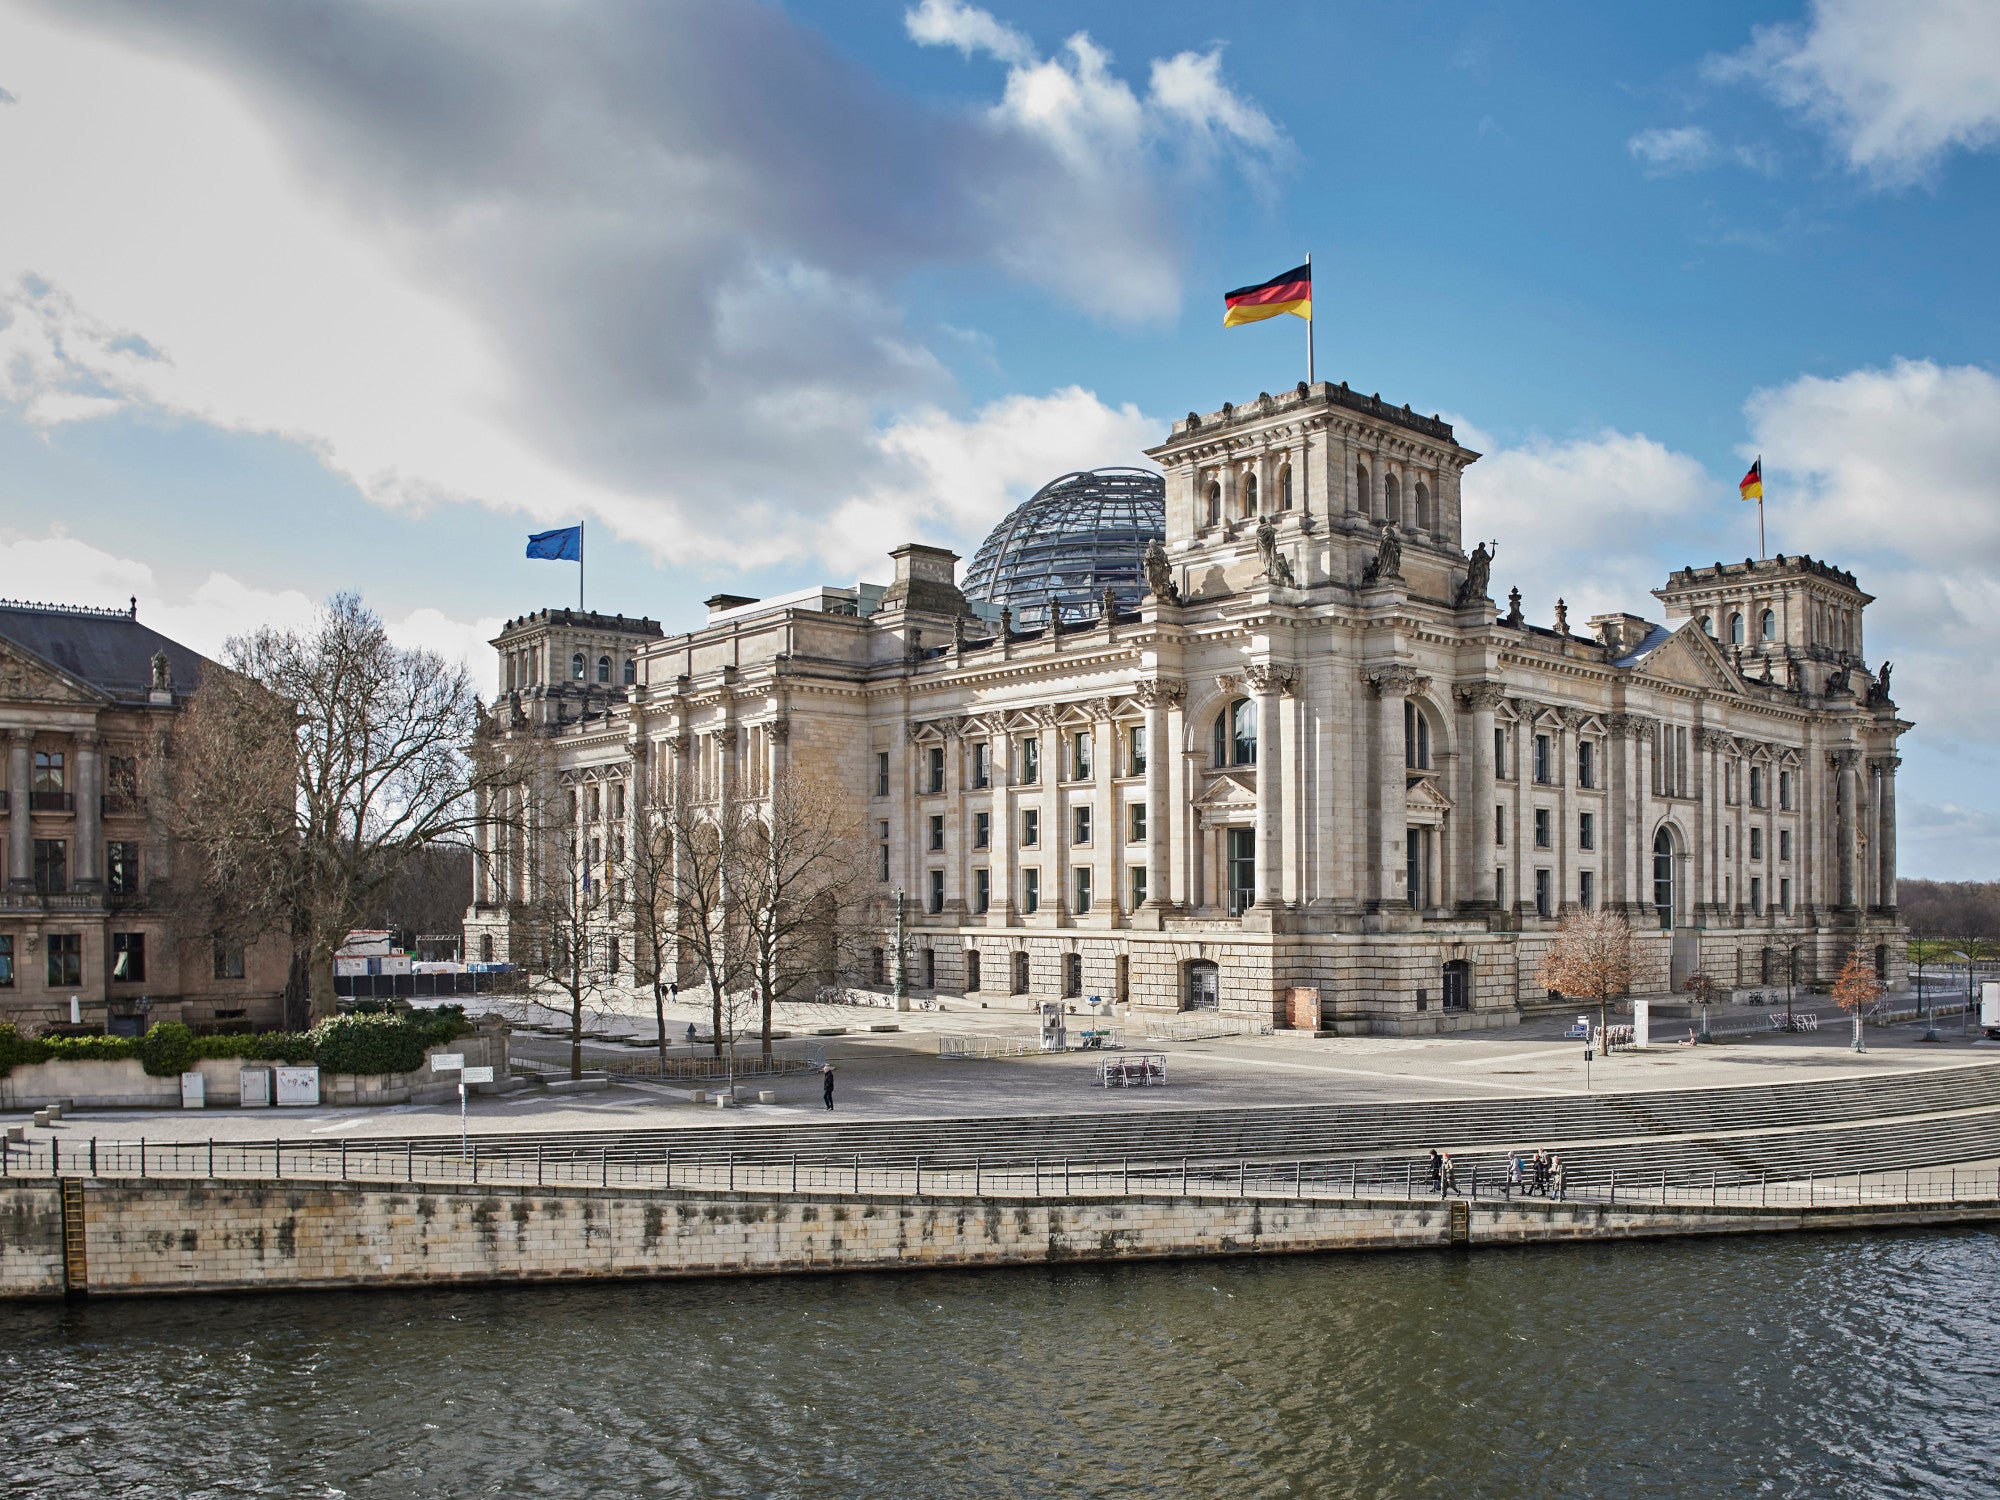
1407;775;1454;811
1194;771;1258;808
1639;626;1742;694
0;644;105;708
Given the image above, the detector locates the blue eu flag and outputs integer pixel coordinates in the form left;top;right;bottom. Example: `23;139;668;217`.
526;525;582;561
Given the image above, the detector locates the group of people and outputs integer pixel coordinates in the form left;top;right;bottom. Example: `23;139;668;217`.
1505;1148;1567;1200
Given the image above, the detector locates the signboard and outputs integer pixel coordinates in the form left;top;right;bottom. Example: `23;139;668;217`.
460;1065;494;1084
180;1071;205;1109
430;1053;465;1073
1633;999;1651;1049
1982;981;2000;1030
240;1067;272;1108
274;1065;321;1106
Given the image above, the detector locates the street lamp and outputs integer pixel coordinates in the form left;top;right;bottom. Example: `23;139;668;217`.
1785;943;1799;1033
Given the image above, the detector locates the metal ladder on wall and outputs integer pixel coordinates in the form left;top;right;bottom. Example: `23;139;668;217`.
60;1178;88;1295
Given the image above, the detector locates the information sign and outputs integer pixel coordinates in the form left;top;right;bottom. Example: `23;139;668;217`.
460;1065;494;1084
431;1053;465;1072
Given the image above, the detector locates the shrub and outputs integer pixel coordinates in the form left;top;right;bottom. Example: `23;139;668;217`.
419;1005;472;1048
39;1035;138;1064
188;1031;316;1065
0;1023;48;1077
136;1021;196;1077
308;1012;428;1076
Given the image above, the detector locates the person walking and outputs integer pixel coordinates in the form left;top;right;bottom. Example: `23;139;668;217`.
821;1064;836;1111
1428;1149;1443;1194
1441;1152;1458;1197
1506;1152;1523;1200
1531;1149;1549;1196
1550;1154;1567;1201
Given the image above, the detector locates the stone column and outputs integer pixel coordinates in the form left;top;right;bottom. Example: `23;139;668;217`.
7;731;29;890
1367;668;1427;910
473;782;493;904
1135;680;1182;921
1832;748;1860;911
1091;706;1116;924
1247;665;1292;909
72;731;101;888
1871;754;1899;912
1454;684;1503;910
988;728;1014;926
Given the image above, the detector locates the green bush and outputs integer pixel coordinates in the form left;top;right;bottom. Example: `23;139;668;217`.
188;1031;316;1065
307;1012;429;1076
0;1023;48;1076
39;1034;139;1064
419;1005;472;1047
136;1021;196;1077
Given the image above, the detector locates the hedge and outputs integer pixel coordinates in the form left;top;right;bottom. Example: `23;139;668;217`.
0;1006;474;1080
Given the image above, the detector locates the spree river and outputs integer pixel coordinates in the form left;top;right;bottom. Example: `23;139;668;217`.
4;1230;1997;1499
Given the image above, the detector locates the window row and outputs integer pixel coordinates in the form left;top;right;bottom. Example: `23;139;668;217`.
887;727;1152;798
1202;462;1297;525
0;929;241;988
927;865;1151;915
900;804;1151;867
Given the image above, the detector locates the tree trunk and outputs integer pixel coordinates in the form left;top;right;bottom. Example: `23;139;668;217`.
710;974;723;1059
569;953;584;1081
654;978;669;1070
308;941;342;1023
761;970;773;1058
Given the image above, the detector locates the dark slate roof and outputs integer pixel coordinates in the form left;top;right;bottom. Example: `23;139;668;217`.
0;602;216;704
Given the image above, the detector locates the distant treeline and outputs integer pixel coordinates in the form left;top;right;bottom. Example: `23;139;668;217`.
1900;880;2000;947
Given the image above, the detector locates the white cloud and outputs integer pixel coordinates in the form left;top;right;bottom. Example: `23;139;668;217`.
0;3;1279;576
0;531;499;685
1707;0;2000;185
1628;125;1715;173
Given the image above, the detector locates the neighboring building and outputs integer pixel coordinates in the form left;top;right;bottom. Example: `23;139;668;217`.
0;600;290;1031
467;378;1908;1033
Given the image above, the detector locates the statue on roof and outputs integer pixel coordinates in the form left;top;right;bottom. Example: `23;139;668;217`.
1142;538;1180;605
1374;522;1402;582
1455;540;1494;606
150;650;171;691
1256;516;1296;588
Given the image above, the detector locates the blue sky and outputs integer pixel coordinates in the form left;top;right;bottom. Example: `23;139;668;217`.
2;0;1998;874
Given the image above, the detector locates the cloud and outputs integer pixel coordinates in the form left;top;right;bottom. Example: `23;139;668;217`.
1628;125;1715;173
0;530;500;684
905;0;1032;65
1707;0;2000;185
0;2;1279;574
1457;424;1714;626
1899;801;2000;882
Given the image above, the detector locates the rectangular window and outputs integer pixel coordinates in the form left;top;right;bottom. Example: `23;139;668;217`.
929;814;945;852
875;751;890;797
927;746;945;795
1494;725;1508;773
974;811;991;850
213;941;246;981
1579;870;1595;910
1019;737;1040;785
1578;741;1595;789
1533;734;1552;784
1496;867;1506;908
878;844;890;882
1130;865;1147;907
1072;805;1092;846
111;932;146;983
0;935;12;987
1780;829;1792;861
1073;866;1091;912
966;948;982;990
1578;812;1594;851
107;755;138;797
1780;877;1792;912
1534;809;1551;848
1779;770;1792;810
1022;810;1040;847
1022;868;1040;914
33;838;67;894
974;868;990;914
973;743;990;789
1750;827;1764;860
1227;827;1256;916
47;933;81;988
107;841;140;897
923;949;936;989
928;869;944;914
1535;868;1552;919
1128;724;1147;775
1750;875;1763;910
33;750;64;791
1128;802;1146;842
1495;805;1506;847
1071;731;1092;781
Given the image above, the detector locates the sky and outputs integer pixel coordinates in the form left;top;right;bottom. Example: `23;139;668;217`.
0;0;1998;875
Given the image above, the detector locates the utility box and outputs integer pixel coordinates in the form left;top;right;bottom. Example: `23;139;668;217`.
1284;986;1322;1031
180;1071;205;1109
240;1068;273;1108
274;1066;321;1106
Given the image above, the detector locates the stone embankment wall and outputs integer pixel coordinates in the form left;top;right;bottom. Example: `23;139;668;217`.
5;1178;1999;1298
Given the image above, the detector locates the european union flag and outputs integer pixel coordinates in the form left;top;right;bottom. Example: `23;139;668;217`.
526;524;582;561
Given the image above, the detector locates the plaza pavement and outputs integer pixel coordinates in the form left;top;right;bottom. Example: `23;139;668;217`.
15;993;2000;1145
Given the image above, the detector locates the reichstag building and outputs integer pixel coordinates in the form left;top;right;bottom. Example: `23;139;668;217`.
467;380;1908;1032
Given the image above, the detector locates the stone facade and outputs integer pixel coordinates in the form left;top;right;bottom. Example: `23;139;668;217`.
467;380;1908;1032
0;601;291;1031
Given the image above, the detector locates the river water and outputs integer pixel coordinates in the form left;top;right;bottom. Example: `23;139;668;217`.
4;1230;1997;1498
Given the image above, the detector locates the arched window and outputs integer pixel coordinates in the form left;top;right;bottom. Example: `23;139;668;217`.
1384;473;1401;526
1728;613;1745;646
1278;463;1293;511
1205;480;1221;526
1760;609;1776;641
1414;480;1430;531
571;652;586;680
1652;828;1676;929
1356;462;1370;514
596;655;612;683
1241;472;1257;518
622;658;637;686
1212;697;1257;766
1698;615;1713;636
1404;700;1431;770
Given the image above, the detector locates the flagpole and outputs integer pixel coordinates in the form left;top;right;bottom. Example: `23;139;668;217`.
579;521;585;612
1305;251;1314;386
1758;493;1765;562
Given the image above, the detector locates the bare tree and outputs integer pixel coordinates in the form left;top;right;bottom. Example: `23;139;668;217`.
657;789;744;1065
1832;950;1885;1054
1536;910;1635;1052
517;768;623;1080
1681;969;1722;1042
735;768;872;1057
627;801;687;1070
160;593;505;1021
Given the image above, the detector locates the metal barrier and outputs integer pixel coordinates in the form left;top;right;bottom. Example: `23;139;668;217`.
938;1035;1036;1060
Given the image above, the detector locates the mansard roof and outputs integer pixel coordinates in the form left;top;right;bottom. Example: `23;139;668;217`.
0;599;212;704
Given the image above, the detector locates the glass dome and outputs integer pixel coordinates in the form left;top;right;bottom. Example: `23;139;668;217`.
961;467;1165;629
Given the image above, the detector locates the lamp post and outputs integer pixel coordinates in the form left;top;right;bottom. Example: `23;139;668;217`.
891;887;908;1013
1785;944;1799;1033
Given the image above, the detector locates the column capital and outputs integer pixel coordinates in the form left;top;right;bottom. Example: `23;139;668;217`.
1245;663;1295;696
1367;666;1429;699
1867;754;1901;775
1453;681;1507;711
7;728;31;746
1828;747;1863;770
1132;677;1185;710
1605;712;1655;742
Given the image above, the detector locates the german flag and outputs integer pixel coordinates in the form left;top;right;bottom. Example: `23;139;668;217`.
1224;261;1312;327
1739;457;1763;501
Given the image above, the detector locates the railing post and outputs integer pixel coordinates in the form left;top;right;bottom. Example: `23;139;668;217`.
1239;1159;1246;1197
472;1141;480;1185
1295;1161;1302;1199
1181;1157;1187;1196
791;1154;798;1194
538;1141;545;1187
1610;1170;1617;1205
90;1137;97;1176
1123;1156;1129;1196
140;1137;146;1179
1063;1158;1069;1196
854;1154;861;1194
407;1138;414;1183
975;1156;982;1197
274;1138;281;1180
915;1155;922;1197
341;1139;348;1182
604;1147;611;1189
1760;1170;1766;1208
